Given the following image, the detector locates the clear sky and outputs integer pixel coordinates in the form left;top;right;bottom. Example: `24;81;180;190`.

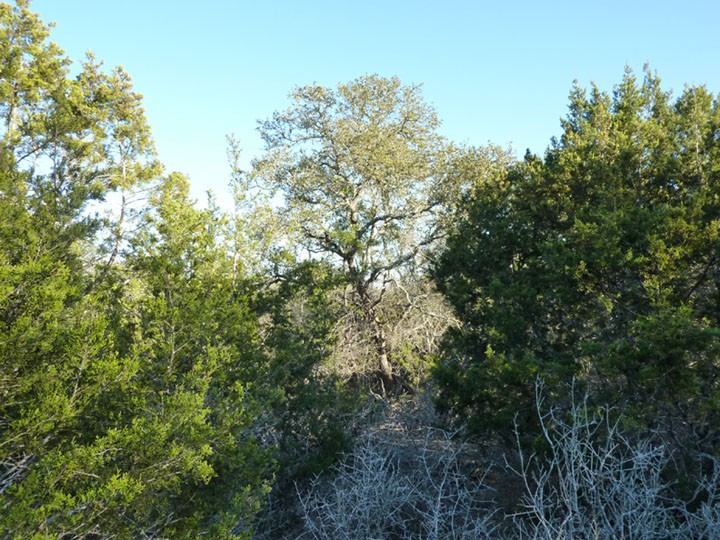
31;0;720;203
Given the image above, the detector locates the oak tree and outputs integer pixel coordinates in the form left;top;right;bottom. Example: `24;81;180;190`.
254;75;450;391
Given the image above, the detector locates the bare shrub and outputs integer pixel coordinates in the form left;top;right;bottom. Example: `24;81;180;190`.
290;382;720;540
508;382;700;539
297;429;496;539
686;456;720;538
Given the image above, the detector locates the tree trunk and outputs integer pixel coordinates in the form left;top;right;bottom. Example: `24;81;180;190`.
356;282;395;394
370;315;395;394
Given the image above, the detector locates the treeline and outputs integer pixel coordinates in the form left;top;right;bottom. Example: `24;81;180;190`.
1;1;720;538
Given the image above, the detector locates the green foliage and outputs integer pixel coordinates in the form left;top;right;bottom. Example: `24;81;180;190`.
254;75;453;389
0;8;363;527
254;76;445;278
8;2;720;534
117;172;274;537
0;4;271;537
433;68;720;450
1;167;274;537
257;261;358;479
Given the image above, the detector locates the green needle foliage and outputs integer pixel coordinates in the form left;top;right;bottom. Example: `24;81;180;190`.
0;3;273;537
433;68;720;457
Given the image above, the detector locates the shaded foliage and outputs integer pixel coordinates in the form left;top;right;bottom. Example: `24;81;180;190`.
433;68;720;461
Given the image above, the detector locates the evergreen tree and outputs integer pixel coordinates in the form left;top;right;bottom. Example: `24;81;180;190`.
0;4;271;536
433;68;720;453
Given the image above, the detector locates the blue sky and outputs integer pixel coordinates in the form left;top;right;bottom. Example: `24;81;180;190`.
32;0;720;203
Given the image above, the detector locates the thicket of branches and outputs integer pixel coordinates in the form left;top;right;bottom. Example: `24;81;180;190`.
293;384;720;539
